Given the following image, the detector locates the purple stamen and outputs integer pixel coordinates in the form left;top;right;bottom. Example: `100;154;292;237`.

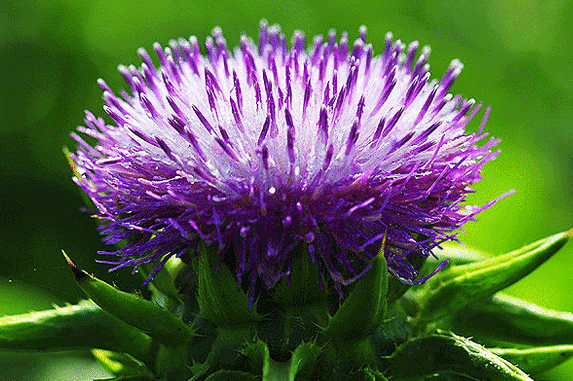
345;119;360;155
192;105;214;133
257;115;271;145
230;97;245;133
322;144;334;171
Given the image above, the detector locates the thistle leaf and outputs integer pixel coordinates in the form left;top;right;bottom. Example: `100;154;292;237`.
94;377;155;381
241;339;270;376
289;342;323;381
324;241;388;342
204;369;258;381
156;343;192;380
242;340;321;381
265;359;291;381
446;293;573;347
0;300;152;363
386;277;412;307
412;230;571;327
363;368;390;381
491;345;573;375
188;362;211;381
371;304;411;359
419;374;477;380
63;251;192;347
138;260;182;306
433;242;488;266
386;332;533;380
241;340;274;381
196;244;261;326
91;349;154;378
273;245;328;308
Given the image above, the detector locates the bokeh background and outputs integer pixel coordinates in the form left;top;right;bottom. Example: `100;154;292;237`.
1;0;572;379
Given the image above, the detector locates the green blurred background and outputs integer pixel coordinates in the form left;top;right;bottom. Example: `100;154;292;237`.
1;0;572;379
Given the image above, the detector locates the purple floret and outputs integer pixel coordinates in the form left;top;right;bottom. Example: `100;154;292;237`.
70;21;509;296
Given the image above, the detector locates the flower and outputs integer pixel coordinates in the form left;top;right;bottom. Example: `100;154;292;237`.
70;21;506;297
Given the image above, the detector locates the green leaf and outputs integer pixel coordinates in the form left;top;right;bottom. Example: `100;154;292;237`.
94;377;155;381
289;342;323;381
446;293;573;347
188;361;211;381
386;277;412;308
254;303;326;362
386;332;533;380
92;349;154;378
241;340;322;381
156;343;193;380
0;300;152;363
417;373;474;380
206;325;256;369
187;317;218;365
265;358;291;381
363;368;390;381
324;242;388;342
241;339;270;375
196;244;261;326
433;242;488;266
273;245;329;308
63;251;192;347
412;230;571;328
491;345;573;375
370;303;411;359
412;241;488;283
138;260;183;307
204;369;258;381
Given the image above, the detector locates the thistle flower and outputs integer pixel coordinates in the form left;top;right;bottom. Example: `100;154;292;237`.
70;21;506;297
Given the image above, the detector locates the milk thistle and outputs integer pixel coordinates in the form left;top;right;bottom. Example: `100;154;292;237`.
69;21;506;299
1;21;571;381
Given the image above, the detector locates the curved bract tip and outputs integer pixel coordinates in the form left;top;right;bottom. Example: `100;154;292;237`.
61;250;90;282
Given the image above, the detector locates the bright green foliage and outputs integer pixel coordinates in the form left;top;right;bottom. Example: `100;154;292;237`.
386;332;533;380
138;261;183;307
92;349;154;379
446;293;573;347
1;232;572;380
0;300;152;363
412;230;571;328
204;370;258;381
324;243;389;342
196;244;262;326
433;243;488;266
492;345;573;375
62;251;192;347
288;342;323;380
272;248;329;308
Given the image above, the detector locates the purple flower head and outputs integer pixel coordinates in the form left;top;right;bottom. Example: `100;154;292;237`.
70;21;508;297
